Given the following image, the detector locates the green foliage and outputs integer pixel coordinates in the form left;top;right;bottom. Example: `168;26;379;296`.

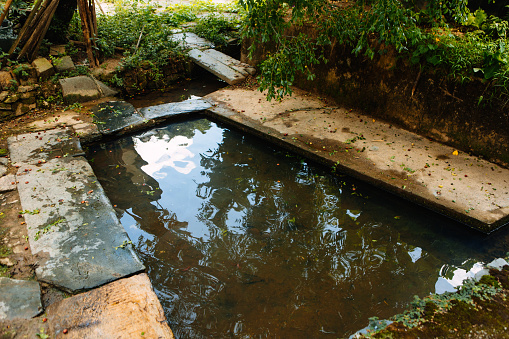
193;15;240;47
241;0;509;101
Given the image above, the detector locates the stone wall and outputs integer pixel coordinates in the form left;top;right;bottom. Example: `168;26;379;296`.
242;36;509;167
0;66;40;121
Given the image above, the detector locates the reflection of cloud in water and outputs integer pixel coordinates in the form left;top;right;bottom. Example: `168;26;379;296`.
435;262;484;294
133;134;196;176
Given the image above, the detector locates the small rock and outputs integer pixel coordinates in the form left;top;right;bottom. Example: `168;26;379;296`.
370;146;379;151
0;91;8;101
487;258;508;270
0;164;7;176
32;58;55;80
0;158;8;166
0;257;16;267
17;85;37;93
4;94;19;104
0;103;11;111
54;56;75;73
0;71;14;91
0;174;16;192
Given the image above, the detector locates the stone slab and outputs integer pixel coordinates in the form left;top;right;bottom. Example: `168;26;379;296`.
139;97;212;120
31;58;55;80
8;131;144;291
0;174;15;192
202;49;256;75
54;55;76;73
0;164;6;176
170;32;214;50
189;49;245;85
13;157;145;291
59;76;101;104
90;101;145;135
206;88;509;233
93;78;118;97
7;128;83;165
46;273;174;338
0;278;42;320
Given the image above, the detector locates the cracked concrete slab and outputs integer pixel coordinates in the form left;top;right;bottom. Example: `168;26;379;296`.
206;88;509;233
8;130;144;292
0;278;42;320
139;97;212;120
46;273;174;338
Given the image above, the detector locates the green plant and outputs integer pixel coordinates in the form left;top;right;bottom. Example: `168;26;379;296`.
242;0;509;101
35;219;65;241
193;15;240;47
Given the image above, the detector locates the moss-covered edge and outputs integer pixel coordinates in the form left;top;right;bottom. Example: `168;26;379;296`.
356;266;509;338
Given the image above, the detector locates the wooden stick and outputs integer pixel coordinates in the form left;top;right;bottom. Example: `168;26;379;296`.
0;0;14;28
77;0;97;66
28;0;61;61
95;0;105;15
9;0;48;55
18;0;60;61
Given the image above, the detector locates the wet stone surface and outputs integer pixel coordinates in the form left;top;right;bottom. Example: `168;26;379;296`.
0;278;42;320
8;131;145;292
8;128;83;165
90;101;145;135
139;97;212;120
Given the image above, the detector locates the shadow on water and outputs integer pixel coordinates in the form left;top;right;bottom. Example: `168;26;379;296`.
87;118;509;338
125;71;226;109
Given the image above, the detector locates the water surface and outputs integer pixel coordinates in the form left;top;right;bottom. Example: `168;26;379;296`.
88;118;509;338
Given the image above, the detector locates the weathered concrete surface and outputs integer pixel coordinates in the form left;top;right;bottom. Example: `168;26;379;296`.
170;32;214;50
7;129;144;291
0;278;42;320
188;48;246;85
139;97;212;120
8;128;83;165
90;101;145;135
46;273;174;338
202;49;256;76
205;88;509;233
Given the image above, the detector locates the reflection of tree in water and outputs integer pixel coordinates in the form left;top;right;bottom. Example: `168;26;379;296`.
89;120;489;339
181;129;442;337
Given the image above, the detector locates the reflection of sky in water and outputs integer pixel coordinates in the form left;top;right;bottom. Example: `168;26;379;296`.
435;262;485;294
134;135;196;176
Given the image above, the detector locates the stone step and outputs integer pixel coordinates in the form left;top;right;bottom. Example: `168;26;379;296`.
139;97;212;120
188;48;246;85
7;129;145;292
46;273;174;338
170;32;214;50
0;278;42;320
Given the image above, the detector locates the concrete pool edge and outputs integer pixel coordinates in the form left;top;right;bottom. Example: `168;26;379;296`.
76;92;509;233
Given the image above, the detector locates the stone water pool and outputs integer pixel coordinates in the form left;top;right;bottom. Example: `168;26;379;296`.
87;118;509;338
